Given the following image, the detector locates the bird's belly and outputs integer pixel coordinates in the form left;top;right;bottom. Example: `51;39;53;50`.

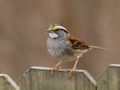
47;38;87;62
47;46;84;62
47;42;76;62
56;54;77;62
48;48;77;62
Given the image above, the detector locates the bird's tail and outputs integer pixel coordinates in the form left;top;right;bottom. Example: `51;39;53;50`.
89;45;111;51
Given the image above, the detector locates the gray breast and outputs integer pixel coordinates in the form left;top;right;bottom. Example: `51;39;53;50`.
47;38;77;62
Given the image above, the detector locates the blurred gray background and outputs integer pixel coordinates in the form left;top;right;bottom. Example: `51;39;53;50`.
0;0;119;84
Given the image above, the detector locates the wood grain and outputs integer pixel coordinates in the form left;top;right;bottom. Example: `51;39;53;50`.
0;74;19;90
20;67;96;90
97;64;120;90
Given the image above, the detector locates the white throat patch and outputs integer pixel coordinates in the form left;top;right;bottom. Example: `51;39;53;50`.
49;33;58;38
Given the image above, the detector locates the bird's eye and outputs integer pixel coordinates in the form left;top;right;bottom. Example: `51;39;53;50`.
55;29;59;31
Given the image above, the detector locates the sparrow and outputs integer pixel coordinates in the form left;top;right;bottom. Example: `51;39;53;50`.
47;24;110;77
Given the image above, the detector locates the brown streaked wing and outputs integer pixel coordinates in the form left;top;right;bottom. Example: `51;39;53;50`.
66;33;89;50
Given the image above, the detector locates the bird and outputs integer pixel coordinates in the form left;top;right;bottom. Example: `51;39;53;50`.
46;24;110;77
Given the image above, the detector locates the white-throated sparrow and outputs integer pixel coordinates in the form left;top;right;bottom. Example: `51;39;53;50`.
47;24;110;77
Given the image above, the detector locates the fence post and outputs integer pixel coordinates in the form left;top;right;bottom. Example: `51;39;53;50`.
0;74;19;90
97;64;120;90
20;67;96;90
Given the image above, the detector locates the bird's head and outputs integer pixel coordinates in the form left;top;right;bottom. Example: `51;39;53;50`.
47;24;68;39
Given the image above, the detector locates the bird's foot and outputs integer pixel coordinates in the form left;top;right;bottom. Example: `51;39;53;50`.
50;61;62;76
50;66;61;76
68;67;76;78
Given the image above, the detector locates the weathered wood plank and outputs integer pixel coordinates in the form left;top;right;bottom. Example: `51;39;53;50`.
97;64;120;90
0;74;19;90
20;67;96;90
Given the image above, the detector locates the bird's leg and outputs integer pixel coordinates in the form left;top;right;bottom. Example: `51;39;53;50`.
50;61;62;75
69;58;79;77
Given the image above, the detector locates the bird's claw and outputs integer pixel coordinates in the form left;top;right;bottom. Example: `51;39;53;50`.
68;67;76;79
50;67;61;76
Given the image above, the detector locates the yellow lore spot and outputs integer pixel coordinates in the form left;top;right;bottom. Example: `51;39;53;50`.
51;26;58;31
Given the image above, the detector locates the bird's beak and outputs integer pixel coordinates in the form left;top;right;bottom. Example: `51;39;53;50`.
47;29;53;33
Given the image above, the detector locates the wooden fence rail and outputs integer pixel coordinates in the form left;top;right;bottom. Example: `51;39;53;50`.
0;64;120;90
